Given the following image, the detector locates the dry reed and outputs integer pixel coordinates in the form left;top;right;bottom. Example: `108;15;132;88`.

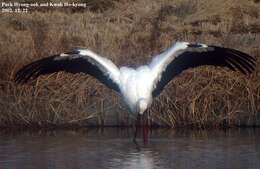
0;0;259;128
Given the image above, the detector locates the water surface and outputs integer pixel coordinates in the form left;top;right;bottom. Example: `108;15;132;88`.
0;128;259;169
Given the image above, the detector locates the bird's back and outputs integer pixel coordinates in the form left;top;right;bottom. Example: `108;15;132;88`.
119;66;153;113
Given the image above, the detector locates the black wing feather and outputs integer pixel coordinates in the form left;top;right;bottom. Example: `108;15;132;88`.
152;46;256;97
15;53;120;92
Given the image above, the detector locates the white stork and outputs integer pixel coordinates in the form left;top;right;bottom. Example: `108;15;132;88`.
15;42;256;130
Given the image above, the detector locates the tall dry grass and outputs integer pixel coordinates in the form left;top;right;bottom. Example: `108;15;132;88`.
0;0;259;128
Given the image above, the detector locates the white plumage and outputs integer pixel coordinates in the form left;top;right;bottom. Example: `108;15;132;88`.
15;42;256;116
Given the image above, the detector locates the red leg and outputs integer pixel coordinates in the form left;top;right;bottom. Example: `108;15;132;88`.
142;113;149;144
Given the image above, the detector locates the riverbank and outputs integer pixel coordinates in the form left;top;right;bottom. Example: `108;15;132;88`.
0;0;259;128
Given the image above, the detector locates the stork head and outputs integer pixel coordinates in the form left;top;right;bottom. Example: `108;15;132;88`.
137;98;149;115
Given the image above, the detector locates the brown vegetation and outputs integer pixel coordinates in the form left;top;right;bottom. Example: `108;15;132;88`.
0;0;259;128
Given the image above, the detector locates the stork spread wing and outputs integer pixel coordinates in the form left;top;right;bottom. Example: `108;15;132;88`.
15;49;121;92
150;42;256;97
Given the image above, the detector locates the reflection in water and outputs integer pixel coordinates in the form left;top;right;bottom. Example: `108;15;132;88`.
0;128;260;169
108;147;160;169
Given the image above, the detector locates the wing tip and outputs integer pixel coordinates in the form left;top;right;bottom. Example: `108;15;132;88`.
214;46;256;76
14;69;33;84
14;58;48;84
